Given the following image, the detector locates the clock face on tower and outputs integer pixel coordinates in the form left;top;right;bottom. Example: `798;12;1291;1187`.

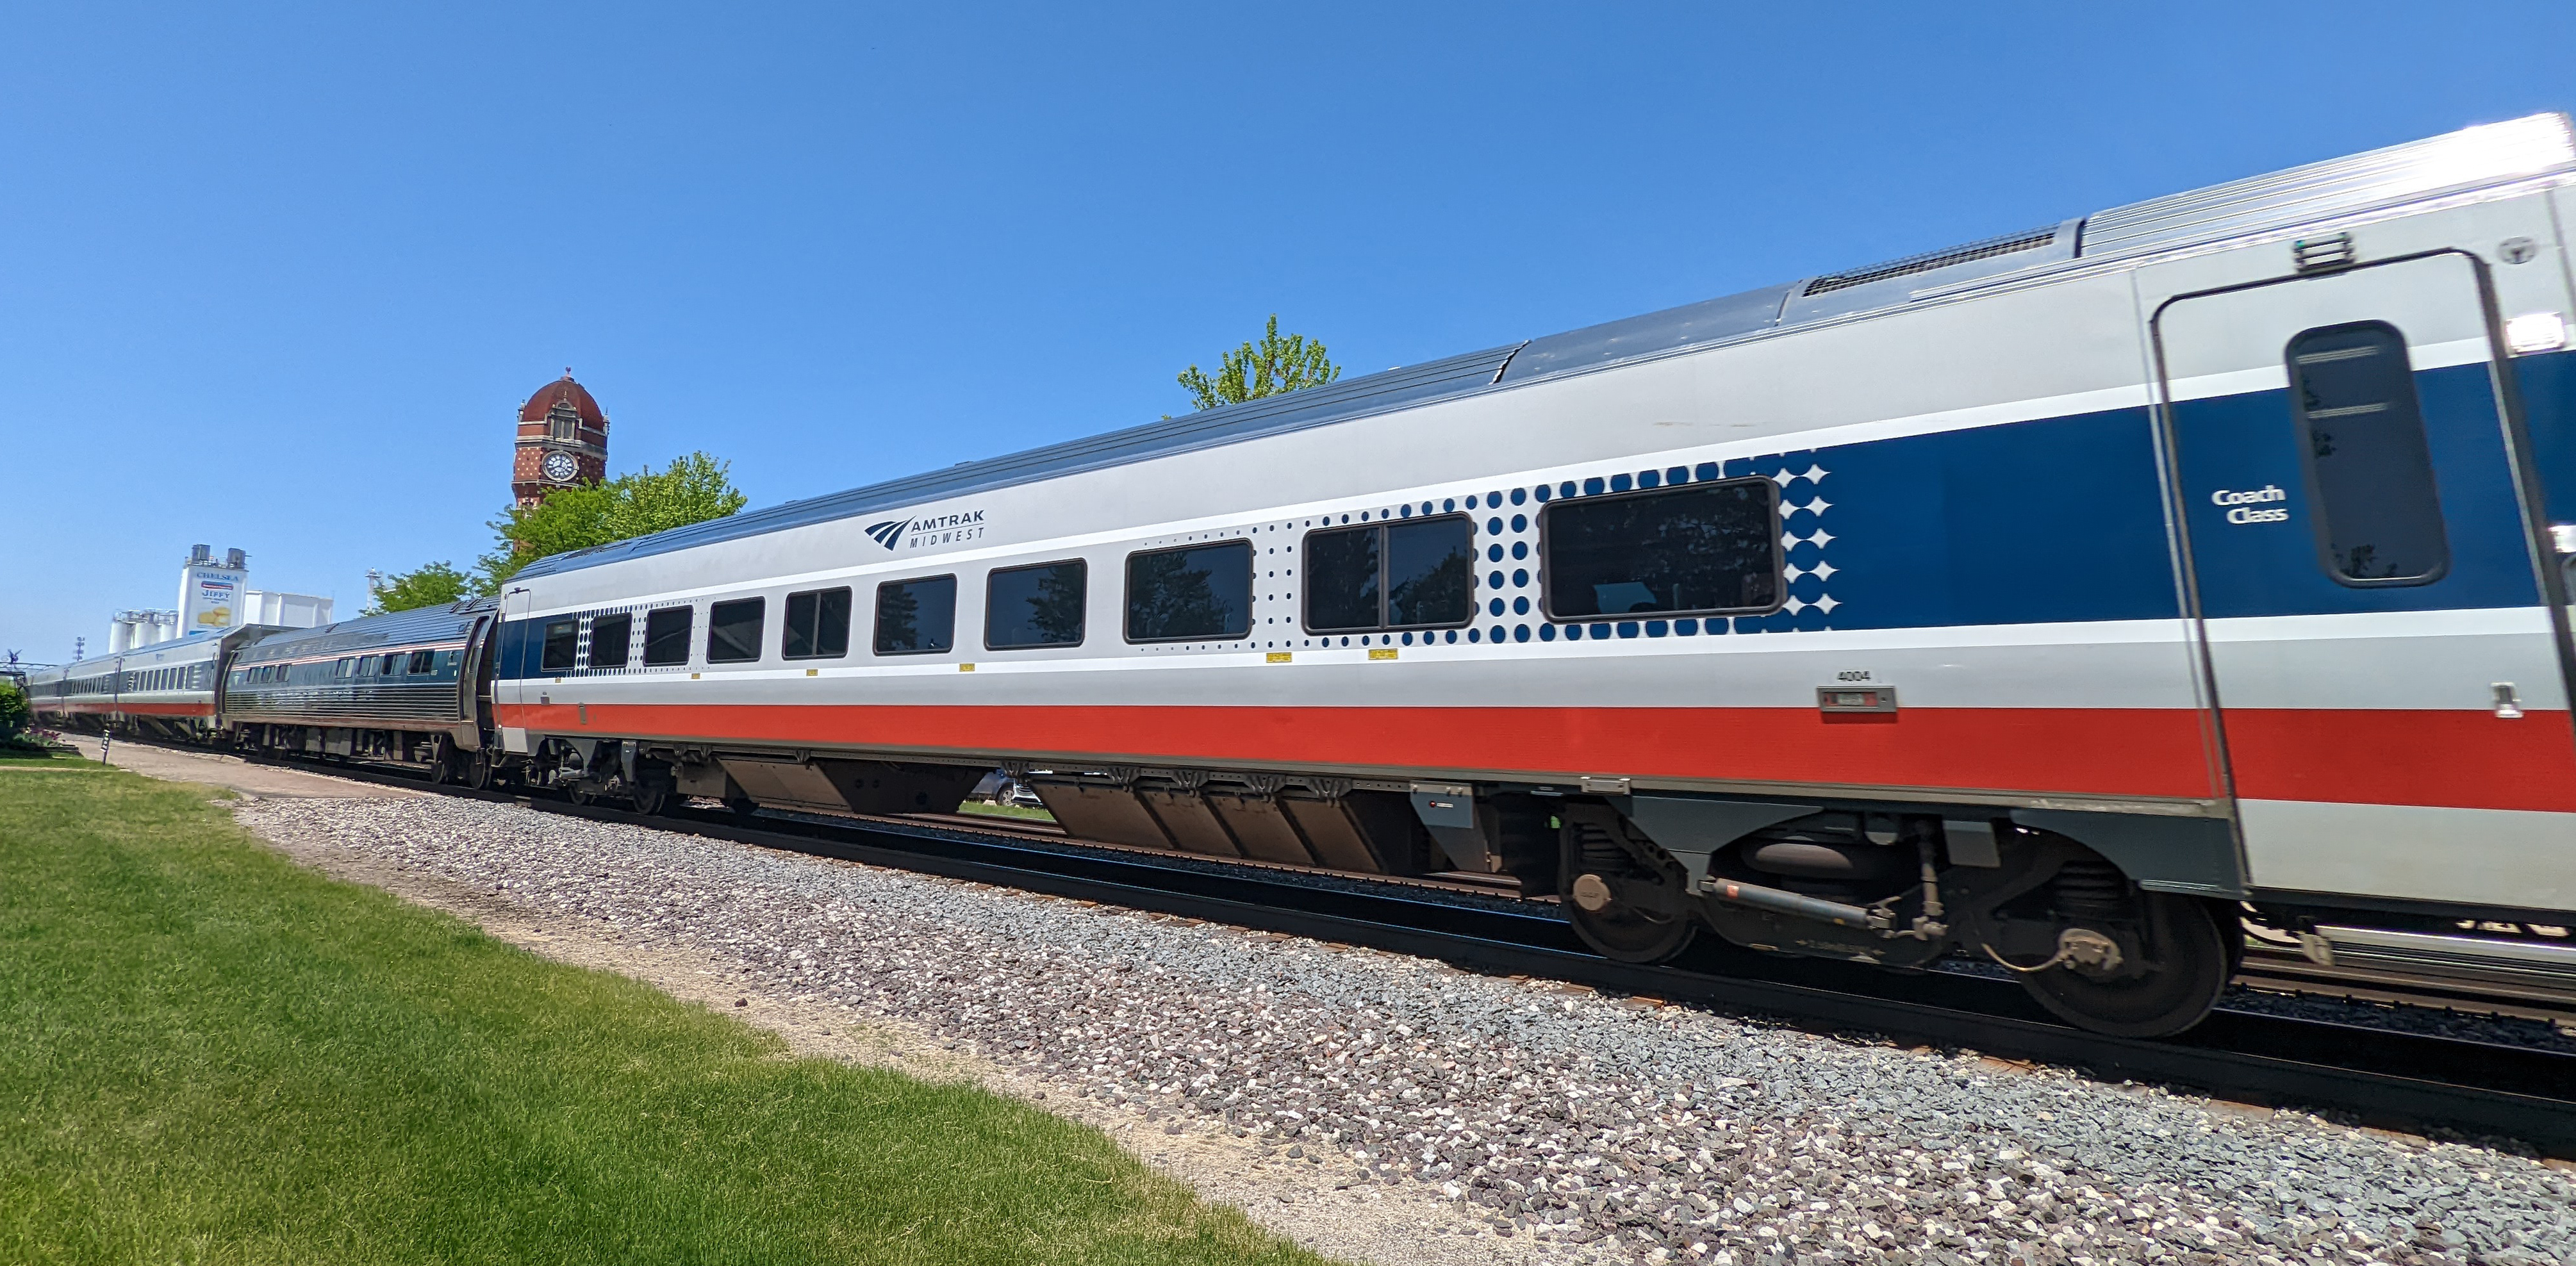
541;450;579;484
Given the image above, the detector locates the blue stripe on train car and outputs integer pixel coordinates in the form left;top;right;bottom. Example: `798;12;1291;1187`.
1787;405;2181;632
2171;361;2540;620
2511;348;2576;529
497;616;536;680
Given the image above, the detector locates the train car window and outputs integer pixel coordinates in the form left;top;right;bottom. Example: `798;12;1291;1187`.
986;561;1086;650
408;649;438;674
379;654;400;675
1387;518;1474;627
540;620;581;671
2286;322;2449;585
783;588;852;659
643;607;693;666
1303;517;1474;632
874;576;957;655
707;598;766;662
1304;527;1379;632
590;614;632;669
1540;480;1781;618
335;657;356;678
1125;541;1253;642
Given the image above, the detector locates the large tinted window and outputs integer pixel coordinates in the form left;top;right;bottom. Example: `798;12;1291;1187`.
1305;518;1473;632
1125;541;1253;642
1305;527;1379;632
642;606;692;666
1542;481;1781;618
1387;518;1474;627
2287;322;2448;584
540;620;579;671
590;614;631;669
874;576;957;655
707;597;765;662
783;587;852;659
986;561;1086;649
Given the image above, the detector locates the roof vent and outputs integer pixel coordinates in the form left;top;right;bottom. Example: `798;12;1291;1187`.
1801;227;2061;297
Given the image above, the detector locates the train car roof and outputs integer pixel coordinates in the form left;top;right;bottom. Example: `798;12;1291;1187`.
42;627;244;677
233;599;497;662
516;112;2576;583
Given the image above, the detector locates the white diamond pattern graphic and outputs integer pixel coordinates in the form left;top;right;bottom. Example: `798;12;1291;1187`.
1782;563;1806;582
1802;464;1829;484
1807;529;1836;548
1815;594;1840;614
1777;500;1797;519
1771;468;1796;488
1811;559;1838;581
1781;532;1798;550
1782;596;1809;614
1800;497;1831;515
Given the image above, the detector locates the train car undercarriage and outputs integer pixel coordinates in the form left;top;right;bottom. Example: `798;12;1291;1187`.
483;738;2251;1039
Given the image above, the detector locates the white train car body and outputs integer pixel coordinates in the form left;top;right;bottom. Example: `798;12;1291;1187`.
480;114;2576;1035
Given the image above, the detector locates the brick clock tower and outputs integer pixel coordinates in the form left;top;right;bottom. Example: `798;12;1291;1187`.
512;372;610;506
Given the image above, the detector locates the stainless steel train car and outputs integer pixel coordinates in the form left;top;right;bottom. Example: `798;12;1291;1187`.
223;600;500;785
55;113;2576;1038
25;626;271;743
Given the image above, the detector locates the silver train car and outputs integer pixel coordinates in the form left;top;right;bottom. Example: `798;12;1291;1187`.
481;113;2576;1037
26;626;270;743
224;600;499;783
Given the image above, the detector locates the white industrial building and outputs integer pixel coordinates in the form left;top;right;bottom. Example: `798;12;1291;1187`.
105;545;333;653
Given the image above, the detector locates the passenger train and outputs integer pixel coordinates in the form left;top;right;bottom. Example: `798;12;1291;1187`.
34;113;2576;1038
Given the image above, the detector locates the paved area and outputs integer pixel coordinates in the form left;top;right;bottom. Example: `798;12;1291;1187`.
57;736;424;800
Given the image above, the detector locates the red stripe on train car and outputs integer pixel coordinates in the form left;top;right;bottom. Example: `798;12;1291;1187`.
2221;708;2576;813
35;702;215;718
495;702;2222;801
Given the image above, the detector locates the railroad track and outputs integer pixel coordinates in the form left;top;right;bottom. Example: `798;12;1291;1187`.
2233;944;2576;1035
210;745;2576;1158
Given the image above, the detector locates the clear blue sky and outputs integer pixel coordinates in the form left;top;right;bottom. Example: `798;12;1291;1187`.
5;3;2571;664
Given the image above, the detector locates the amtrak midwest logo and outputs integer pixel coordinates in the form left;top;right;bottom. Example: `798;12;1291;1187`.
865;508;988;550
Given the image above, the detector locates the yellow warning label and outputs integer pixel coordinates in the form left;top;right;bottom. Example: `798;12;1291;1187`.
1266;652;1292;663
1369;648;1399;661
959;662;976;672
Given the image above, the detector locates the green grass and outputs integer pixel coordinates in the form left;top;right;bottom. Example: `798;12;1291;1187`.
0;768;1325;1265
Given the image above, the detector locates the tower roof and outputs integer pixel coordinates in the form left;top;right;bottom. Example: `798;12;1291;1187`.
518;373;607;427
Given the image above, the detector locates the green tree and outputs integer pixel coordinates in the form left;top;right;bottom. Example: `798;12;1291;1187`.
477;452;748;589
0;680;29;740
1176;315;1341;411
365;562;474;616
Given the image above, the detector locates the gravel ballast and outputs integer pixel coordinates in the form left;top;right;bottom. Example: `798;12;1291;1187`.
235;796;2576;1266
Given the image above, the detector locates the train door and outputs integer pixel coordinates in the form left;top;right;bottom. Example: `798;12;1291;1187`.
2154;249;2576;913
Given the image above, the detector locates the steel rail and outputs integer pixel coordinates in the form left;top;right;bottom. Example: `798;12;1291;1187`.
2234;946;2576;1033
220;746;2576;1157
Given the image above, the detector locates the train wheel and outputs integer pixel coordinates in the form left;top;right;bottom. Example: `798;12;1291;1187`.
1564;871;1699;964
463;748;497;791
2018;893;2231;1039
429;737;456;785
631;782;670;816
